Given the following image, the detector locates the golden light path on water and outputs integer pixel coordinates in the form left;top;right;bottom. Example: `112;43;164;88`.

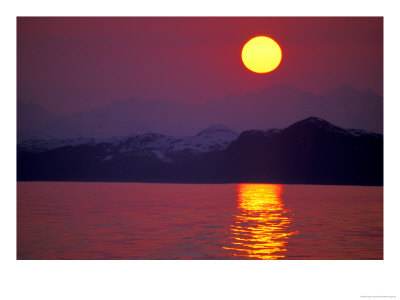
223;184;297;259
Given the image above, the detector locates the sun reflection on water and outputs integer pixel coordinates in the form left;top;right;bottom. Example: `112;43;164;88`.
223;184;296;259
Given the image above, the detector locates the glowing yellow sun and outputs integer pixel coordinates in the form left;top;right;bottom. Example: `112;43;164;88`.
241;36;282;73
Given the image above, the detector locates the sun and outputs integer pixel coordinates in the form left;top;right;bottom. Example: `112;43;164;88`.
241;36;282;74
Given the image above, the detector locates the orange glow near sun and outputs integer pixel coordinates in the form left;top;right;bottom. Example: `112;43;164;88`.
241;36;282;73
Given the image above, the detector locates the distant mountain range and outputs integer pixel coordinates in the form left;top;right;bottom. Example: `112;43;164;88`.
17;84;383;141
17;117;383;186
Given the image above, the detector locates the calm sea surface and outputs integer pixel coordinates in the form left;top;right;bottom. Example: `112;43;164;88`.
17;182;383;260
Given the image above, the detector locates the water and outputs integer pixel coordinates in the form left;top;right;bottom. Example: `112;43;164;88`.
17;182;383;260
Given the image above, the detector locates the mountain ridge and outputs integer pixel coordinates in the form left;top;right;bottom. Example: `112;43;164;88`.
18;117;383;186
17;84;383;141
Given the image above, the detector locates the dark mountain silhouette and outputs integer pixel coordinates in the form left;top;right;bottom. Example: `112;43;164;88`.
217;117;383;185
17;117;383;186
17;84;383;141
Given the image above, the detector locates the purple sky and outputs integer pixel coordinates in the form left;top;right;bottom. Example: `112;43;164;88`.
17;17;383;114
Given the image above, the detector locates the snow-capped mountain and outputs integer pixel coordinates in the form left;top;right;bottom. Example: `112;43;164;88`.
18;124;239;163
239;117;382;139
17;117;383;185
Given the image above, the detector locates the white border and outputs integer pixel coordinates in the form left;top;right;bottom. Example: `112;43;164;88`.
3;1;399;300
